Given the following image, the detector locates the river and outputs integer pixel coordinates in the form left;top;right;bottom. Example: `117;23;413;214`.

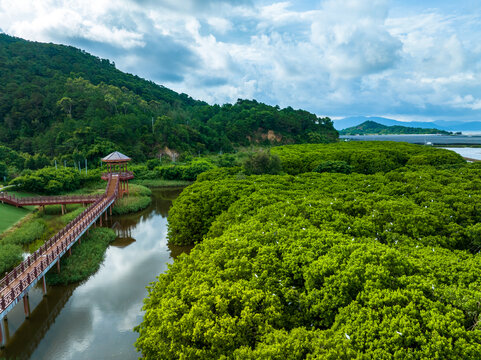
0;187;189;360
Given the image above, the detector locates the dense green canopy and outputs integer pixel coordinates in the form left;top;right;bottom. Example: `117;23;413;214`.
136;143;481;359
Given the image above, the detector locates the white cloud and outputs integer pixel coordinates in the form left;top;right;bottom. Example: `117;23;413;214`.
0;0;144;48
1;0;481;120
309;0;401;81
207;17;232;33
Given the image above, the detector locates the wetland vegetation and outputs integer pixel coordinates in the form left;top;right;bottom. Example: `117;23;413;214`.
136;142;481;359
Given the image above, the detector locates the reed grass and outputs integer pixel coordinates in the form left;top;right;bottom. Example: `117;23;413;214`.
112;196;152;215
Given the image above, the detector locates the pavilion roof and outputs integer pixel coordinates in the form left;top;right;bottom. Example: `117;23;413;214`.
102;151;131;162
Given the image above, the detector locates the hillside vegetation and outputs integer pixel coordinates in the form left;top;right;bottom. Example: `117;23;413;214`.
340;120;451;135
135;143;481;359
0;34;337;167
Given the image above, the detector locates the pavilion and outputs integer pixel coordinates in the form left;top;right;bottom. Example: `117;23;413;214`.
101;151;134;198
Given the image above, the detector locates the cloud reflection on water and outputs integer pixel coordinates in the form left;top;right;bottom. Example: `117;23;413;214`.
29;195;176;359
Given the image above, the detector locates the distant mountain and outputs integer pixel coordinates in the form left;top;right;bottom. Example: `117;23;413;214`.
339;121;451;136
334;116;481;132
333;116;443;130
434;121;481;132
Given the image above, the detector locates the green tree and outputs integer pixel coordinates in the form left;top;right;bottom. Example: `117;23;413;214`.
313;160;351;174
243;150;282;175
0;161;7;178
57;96;73;117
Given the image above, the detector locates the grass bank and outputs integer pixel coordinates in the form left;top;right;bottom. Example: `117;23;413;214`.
112;184;152;215
0;203;86;274
109;183;151;215
0;218;47;273
46;228;116;285
113;196;152;215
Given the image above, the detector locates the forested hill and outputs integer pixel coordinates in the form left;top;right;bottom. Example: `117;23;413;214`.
0;34;338;163
339;120;451;135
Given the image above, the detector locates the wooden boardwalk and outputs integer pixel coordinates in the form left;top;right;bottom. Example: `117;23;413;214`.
0;192;100;206
0;175;120;343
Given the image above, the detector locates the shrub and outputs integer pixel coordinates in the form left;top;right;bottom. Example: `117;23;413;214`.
10;167;81;194
9;166;102;194
159;160;215;181
217;154;238;167
147;159;161;170
181;159;215;181
159;165;184;180
60;207;85;224
313;160;351;174
2;219;46;246
0;162;7;178
243;150;282;175
197;167;243;182
0;243;23;274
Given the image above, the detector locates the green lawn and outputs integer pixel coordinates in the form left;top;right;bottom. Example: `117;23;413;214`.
0;203;32;234
0;191;38;234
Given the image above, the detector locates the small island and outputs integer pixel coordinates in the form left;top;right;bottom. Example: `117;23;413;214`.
339;120;452;135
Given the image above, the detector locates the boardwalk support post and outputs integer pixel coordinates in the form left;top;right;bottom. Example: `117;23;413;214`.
2;317;8;345
57;259;61;273
0;317;6;348
42;275;47;295
23;295;30;318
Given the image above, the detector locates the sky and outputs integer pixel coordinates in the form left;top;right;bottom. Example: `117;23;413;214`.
1;0;481;122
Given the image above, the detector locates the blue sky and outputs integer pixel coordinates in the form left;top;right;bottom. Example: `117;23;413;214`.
1;0;480;122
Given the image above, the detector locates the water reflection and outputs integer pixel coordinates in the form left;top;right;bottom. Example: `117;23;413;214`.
0;187;186;359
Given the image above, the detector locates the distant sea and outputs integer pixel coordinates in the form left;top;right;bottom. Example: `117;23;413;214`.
340;134;481;145
339;134;481;160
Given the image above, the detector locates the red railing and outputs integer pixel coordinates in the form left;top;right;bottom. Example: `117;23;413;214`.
0;193;100;206
0;175;119;314
101;171;134;180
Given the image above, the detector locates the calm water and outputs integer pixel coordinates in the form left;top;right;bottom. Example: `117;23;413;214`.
443;147;481;160
0;187;188;360
340;134;481;145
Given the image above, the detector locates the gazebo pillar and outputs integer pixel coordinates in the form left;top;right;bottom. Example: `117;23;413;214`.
101;151;133;199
